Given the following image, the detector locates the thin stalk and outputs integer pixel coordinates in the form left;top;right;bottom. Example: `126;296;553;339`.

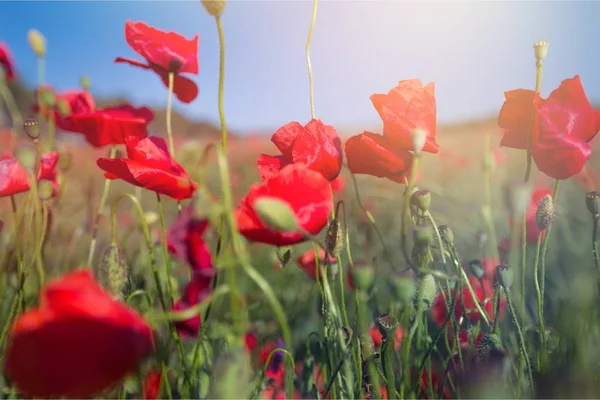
87;146;117;267
524;59;544;183
532;231;545;370
305;0;318;119
506;289;534;397
425;210;446;264
400;156;420;270
593;216;600;295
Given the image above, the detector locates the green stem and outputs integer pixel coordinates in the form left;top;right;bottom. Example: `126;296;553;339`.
381;333;397;399
166;72;175;157
524;59;543;183
532;231;545;370
425;210;446;265
216;16;227;151
87;146;117;267
593;217;600;295
506;289;535;397
305;0;318;119
400;155;420;270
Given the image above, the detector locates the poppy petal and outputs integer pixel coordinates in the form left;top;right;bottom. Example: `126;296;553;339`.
257;154;291;182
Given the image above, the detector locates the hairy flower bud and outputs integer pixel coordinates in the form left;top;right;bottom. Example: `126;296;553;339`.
23;118;40;140
585;191;600;218
495;264;513;291
97;245;130;300
253;197;299;232
201;0;226;17
325;218;344;258
476;333;503;364
415;274;437;310
536;194;554;230
58;152;72;171
533;40;549;62
27;29;47;57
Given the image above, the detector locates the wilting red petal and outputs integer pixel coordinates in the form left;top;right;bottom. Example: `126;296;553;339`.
498;89;542;150
257;154;292;182
0;42;16;82
296;248;337;280
371;79;438;153
5;270;153;398
345;131;412;184
124;20;199;74
235;163;333;246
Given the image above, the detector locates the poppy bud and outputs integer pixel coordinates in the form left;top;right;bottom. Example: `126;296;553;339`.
390;271;416;304
201;0;226;17
56;98;71;118
536;194;554;230
585;191;600;218
505;182;532;218
58;152;72;171
97;245;130;300
411;189;431;213
411;128;427;156
533;40;549;62
468;259;485;280
495;264;513;291
476;333;503;364
413;223;433;249
275;245;291;267
351;261;374;291
438;224;454;248
253;197;299;232
23;118;40;140
13;145;36;173
377;313;398;338
415;274;437;310
38;179;54;201
27;29;47;57
80;75;90;91
325;218;343;258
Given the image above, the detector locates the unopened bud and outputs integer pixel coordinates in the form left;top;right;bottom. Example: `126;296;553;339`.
411;189;431;213
411;128;427;156
275;245;291;267
533;40;549;62
468;259;485;280
390;271;416;304
438;224;454;248
80;75;90;91
97;245;130;300
377;314;398;338
27;29;47;57
476;333;504;364
253;197;299;232
38;179;54;200
325;218;344;258
536;194;554;230
415;274;437;310
23;118;40;140
201;0;226;17
495;264;513;291
585;191;600;218
352;261;374;291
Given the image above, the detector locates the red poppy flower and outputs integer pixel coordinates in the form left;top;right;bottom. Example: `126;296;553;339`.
97;136;198;200
257;119;343;182
0;151;60;198
172;275;212;338
34;86;95;129
369;324;403;350
370;79;439;153
4;269;154;398
499;76;600;180
167;203;214;277
345;131;413;184
115;20;199;104
235;163;333;246
0;42;16;82
142;370;162;400
296;248;337;280
245;332;259;352
63;104;153;148
331;174;345;193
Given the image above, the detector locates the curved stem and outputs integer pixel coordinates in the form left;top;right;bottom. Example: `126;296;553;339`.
305;0;318;119
425;210;446;265
532;231;545;370
0;83;23;130
400;156;420;270
506;289;535;397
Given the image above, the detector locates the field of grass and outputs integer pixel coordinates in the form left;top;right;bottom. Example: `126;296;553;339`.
2;4;600;400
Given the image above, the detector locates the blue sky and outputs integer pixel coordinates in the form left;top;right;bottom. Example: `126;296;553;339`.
0;1;599;134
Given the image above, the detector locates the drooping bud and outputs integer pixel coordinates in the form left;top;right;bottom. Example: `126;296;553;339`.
438;224;454;248
80;75;90;91
377;314;399;339
505;182;532;219
476;333;503;364
495;264;513;291
324;218;344;258
253;197;299;232
23;118;40;140
410;189;431;214
201;0;227;17
275;245;291;267
27;29;47;57
97;245;130;300
411;128;427;156
468;259;485;280
415;274;437;310
351;260;375;291
38;179;54;201
390;271;416;304
585;191;600;218
533;40;549;62
536;194;554;230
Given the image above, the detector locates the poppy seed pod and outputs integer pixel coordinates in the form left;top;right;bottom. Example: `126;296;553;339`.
533;40;549;62
275;245;292;267
438;224;454;248
201;0;226;17
585;191;600;218
411;128;427;156
27;29;46;57
495;264;513;291
325;218;344;258
253;197;299;232
411;189;431;213
97;245;130;300
23;118;40;140
377;314;398;338
415;274;437;310
536;194;554;230
468;259;485;280
80;75;90;91
352;261;375;291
